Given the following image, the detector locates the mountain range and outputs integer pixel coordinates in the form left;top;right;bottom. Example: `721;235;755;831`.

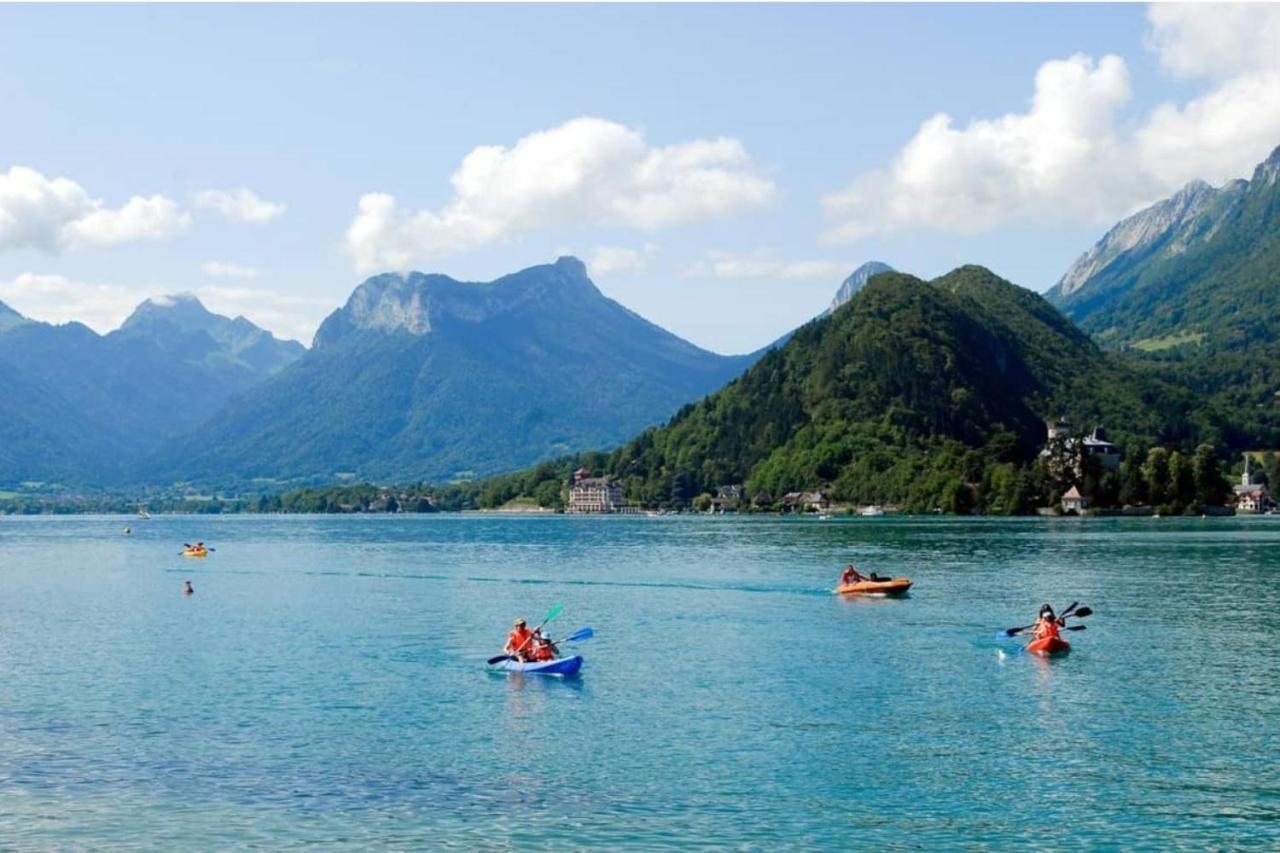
5;139;1279;500
471;265;1211;515
144;257;760;487
0;295;303;486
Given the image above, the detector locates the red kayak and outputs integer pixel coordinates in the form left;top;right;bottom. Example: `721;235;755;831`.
1025;636;1071;656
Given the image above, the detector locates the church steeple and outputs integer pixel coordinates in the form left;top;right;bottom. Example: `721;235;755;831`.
1242;455;1253;487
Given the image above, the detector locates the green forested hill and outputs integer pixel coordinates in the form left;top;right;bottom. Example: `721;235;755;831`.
472;266;1219;514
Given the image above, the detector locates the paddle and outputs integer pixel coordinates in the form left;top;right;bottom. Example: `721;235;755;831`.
561;627;594;643
179;543;216;554
1000;604;1091;637
487;603;564;665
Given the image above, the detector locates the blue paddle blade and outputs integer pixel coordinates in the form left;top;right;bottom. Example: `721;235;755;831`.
564;627;595;642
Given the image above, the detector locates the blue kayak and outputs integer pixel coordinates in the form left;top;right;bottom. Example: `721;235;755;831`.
491;655;583;676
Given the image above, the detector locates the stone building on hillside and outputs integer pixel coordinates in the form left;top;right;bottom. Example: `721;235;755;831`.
1041;418;1122;475
567;468;625;514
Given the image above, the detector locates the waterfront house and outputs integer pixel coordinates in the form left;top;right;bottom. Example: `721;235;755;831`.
568;468;625;514
1061;486;1089;514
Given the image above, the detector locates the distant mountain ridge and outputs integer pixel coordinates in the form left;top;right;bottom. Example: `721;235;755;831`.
1046;143;1280;449
0;295;304;486
143;257;762;488
1047;144;1280;349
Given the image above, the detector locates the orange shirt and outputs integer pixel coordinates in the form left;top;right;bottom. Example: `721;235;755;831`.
506;627;533;654
530;642;556;662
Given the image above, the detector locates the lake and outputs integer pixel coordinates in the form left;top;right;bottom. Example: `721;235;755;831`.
1;514;1277;848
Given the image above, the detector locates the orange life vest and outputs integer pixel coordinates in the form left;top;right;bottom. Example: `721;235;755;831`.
506;627;532;655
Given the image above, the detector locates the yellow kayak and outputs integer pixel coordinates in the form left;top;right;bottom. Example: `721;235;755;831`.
181;548;208;558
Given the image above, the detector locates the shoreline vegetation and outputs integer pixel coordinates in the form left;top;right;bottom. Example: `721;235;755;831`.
3;446;1277;518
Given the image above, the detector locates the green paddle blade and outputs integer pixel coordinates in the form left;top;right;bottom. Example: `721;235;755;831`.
542;603;564;626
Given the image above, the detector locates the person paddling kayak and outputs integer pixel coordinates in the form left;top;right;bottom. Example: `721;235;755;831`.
504;618;534;662
1024;604;1071;655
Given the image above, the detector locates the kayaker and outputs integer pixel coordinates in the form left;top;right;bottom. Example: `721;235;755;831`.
504;618;534;661
1032;604;1062;639
528;629;559;662
183;580;194;596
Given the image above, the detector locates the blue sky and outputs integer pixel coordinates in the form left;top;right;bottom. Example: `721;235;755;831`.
1;4;1278;352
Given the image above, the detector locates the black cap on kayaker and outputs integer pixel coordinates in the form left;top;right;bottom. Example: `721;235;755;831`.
1039;604;1054;618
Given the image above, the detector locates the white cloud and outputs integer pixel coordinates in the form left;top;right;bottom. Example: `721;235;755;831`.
0;273;140;332
0;272;329;344
201;260;261;279
0;166;189;253
684;249;853;281
1146;4;1280;79
823;5;1280;240
193;285;332;344
194;187;286;224
1136;4;1280;187
345;117;776;273
585;244;658;277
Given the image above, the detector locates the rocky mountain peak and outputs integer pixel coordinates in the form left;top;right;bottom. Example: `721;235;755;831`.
830;261;895;311
315;257;603;348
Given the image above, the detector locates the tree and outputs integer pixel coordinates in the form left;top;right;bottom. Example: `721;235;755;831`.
1118;456;1147;507
1192;444;1229;507
1167;451;1195;510
1142;447;1172;507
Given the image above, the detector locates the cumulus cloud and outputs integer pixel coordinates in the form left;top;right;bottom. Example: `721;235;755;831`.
0;273;140;331
345;117;776;273
0;166;189;253
823;5;1280;240
194;187;286;224
683;249;854;281
585;244;659;277
201;260;261;279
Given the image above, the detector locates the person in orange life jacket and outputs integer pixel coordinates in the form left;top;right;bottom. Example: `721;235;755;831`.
504;618;534;661
528;629;559;662
1032;604;1063;640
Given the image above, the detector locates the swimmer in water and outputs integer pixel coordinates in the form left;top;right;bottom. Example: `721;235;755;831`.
183;580;194;596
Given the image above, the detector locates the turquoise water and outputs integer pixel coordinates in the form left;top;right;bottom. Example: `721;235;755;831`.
1;514;1278;848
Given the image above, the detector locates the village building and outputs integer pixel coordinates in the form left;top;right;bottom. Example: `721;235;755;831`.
1041;418;1121;472
706;484;745;514
1233;456;1275;514
1061;486;1089;514
780;491;831;513
567;468;625;514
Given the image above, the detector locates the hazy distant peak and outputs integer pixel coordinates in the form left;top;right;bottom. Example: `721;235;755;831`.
830;261;895;311
0;298;29;332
